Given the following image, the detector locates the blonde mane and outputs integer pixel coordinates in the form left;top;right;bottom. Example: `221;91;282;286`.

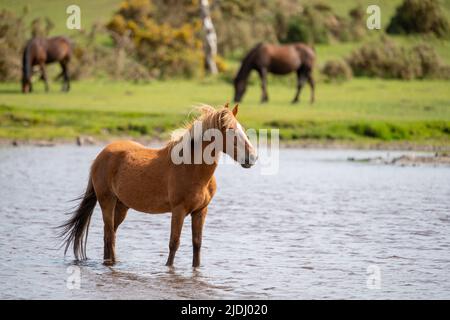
167;104;236;149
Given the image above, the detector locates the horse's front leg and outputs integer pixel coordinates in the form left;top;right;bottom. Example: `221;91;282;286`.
165;206;187;267
39;63;49;92
191;207;208;268
258;67;269;103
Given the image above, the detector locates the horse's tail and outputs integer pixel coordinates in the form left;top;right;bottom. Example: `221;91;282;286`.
22;40;32;82
59;175;97;260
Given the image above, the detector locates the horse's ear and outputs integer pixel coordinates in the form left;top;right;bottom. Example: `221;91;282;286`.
224;102;229;109
232;104;239;116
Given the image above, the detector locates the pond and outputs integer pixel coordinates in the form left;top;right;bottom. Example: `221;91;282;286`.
0;146;449;299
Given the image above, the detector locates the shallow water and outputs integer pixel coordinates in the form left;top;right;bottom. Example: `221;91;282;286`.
0;146;449;299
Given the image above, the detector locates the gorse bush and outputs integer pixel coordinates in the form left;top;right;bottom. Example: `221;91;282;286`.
347;38;450;80
107;0;205;78
387;0;450;38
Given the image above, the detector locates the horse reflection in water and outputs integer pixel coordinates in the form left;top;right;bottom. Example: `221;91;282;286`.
60;104;257;267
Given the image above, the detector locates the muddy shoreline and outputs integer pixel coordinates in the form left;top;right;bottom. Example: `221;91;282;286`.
1;137;450;167
1;136;450;152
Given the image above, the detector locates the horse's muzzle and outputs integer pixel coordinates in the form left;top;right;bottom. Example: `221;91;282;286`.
241;154;258;168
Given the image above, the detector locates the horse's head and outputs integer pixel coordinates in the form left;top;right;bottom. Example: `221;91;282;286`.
221;104;258;168
233;77;247;103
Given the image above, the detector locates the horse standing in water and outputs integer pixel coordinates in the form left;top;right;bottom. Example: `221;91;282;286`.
234;43;316;104
60;104;258;267
22;36;72;93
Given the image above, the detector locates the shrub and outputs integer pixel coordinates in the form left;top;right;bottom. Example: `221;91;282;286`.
411;43;443;79
212;0;280;55
321;60;353;82
280;4;367;45
106;0;205;78
387;0;450;38
0;9;26;81
348;5;367;41
283;6;330;44
347;38;450;79
69;39;152;82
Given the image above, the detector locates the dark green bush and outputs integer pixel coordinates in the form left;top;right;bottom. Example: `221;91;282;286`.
387;0;450;38
349;123;411;140
281;4;367;45
283;6;330;44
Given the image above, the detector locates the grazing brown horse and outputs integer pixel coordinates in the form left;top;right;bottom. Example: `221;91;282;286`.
60;104;258;267
22;36;72;93
234;42;316;104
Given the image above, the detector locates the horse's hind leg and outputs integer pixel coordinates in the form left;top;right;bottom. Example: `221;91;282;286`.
60;60;70;92
307;72;315;104
191;207;207;268
97;193;117;265
292;68;307;104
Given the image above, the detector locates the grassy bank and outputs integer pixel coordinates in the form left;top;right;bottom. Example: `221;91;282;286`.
0;79;449;148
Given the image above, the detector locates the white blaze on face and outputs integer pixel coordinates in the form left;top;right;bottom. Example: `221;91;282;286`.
235;121;257;163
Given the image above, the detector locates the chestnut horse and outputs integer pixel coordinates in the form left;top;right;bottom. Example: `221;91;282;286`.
22;36;72;93
234;42;316;104
60;104;258;267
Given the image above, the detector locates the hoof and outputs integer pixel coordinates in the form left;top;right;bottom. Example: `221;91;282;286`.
103;259;115;266
165;261;173;267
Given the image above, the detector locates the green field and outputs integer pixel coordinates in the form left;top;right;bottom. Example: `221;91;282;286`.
1;79;449;148
1;1;450;148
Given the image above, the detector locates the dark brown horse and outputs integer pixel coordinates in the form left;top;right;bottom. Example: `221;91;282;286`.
234;43;316;104
22;36;72;93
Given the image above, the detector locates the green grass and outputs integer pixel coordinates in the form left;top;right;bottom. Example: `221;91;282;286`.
0;78;449;147
1;1;449;147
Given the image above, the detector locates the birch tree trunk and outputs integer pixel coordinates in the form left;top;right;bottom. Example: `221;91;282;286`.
200;0;218;74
